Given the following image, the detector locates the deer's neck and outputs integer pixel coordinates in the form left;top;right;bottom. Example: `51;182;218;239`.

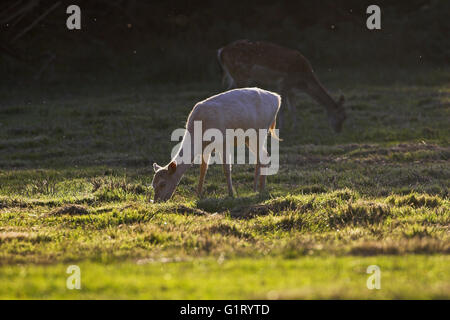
170;124;196;181
306;72;338;112
172;162;191;183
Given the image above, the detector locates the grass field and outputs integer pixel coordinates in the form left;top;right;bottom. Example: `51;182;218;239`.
0;67;449;299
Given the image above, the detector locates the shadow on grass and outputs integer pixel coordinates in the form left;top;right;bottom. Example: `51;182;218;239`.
195;192;272;214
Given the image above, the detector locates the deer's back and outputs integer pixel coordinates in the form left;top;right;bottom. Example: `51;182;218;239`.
221;40;313;81
188;88;280;132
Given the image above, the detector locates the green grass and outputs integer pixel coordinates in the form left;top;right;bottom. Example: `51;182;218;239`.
0;67;449;299
1;256;448;299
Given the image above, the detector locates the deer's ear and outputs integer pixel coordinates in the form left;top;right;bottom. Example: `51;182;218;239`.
153;163;162;172
338;94;345;105
168;160;177;174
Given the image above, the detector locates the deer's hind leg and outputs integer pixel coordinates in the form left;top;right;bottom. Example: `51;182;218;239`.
279;83;297;129
223;72;236;90
245;136;263;192
259;167;266;192
286;90;298;128
248;134;271;192
257;149;268;193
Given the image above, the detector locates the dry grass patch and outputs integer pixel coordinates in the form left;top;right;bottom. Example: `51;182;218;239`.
349;238;450;255
0;231;51;243
388;193;443;208
0;231;32;242
48;204;90;216
328;201;391;227
231;196;303;218
170;204;208;216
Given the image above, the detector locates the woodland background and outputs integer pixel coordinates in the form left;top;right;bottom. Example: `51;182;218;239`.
1;0;448;83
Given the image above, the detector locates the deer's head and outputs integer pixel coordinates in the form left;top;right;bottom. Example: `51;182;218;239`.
327;94;346;133
151;161;178;202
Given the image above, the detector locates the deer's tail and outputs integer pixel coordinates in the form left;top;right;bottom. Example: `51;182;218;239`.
217;47;235;89
269;119;282;141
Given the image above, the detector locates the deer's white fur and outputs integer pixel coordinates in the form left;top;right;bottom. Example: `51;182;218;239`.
151;87;281;202
189;87;280;135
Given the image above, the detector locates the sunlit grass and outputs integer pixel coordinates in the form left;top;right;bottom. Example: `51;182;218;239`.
0;67;448;298
0;256;448;299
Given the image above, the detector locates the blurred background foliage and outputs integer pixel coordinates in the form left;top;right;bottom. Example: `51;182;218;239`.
0;0;449;83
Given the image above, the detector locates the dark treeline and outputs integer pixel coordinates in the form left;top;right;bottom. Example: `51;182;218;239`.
1;0;448;82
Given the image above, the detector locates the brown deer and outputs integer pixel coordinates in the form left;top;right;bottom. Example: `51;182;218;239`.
217;40;346;132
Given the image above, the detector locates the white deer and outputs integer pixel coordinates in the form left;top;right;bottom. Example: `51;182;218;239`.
217;39;346;132
151;87;281;202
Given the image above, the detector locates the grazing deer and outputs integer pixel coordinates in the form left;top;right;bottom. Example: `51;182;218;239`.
152;88;281;202
217;40;346;132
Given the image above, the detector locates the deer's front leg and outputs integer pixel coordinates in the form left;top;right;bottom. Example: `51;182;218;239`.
286;90;298;129
222;163;234;197
259;168;266;192
280;87;294;129
254;163;260;192
197;155;209;197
